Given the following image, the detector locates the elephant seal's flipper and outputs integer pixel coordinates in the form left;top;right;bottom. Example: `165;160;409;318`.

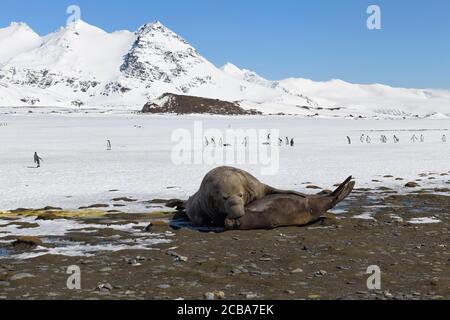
329;176;355;208
306;176;355;215
225;177;355;231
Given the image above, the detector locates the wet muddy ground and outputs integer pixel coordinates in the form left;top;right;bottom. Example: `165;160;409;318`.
0;183;449;300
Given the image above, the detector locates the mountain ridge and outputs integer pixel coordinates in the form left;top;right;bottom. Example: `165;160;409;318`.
0;20;448;118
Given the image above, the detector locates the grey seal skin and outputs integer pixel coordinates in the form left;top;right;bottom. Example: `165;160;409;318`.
225;176;355;230
186;166;308;227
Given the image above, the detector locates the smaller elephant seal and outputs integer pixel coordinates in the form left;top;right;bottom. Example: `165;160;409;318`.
225;176;355;230
186;166;308;227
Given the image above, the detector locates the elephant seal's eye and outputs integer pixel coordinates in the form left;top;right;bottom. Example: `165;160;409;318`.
239;193;243;198
223;196;229;201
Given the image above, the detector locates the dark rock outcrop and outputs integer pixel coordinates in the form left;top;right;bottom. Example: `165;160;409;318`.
142;93;262;115
12;236;43;250
405;182;420;188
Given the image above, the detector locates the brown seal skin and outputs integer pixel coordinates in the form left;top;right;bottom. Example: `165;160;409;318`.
225;176;355;230
186;166;308;227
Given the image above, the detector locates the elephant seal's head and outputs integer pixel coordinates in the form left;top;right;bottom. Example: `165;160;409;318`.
187;166;269;227
208;176;246;219
200;166;264;220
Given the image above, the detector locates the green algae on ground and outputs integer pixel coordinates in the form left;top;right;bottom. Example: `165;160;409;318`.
0;209;108;219
0;208;176;220
146;211;176;218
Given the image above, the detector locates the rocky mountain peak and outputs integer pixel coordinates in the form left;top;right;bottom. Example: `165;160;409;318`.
133;20;193;51
120;21;206;83
137;21;169;34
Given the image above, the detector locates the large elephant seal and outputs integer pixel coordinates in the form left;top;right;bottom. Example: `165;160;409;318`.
186;166;308;227
225;176;355;230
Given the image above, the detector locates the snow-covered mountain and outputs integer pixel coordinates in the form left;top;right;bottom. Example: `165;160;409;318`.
0;22;42;62
222;63;450;118
0;19;449;118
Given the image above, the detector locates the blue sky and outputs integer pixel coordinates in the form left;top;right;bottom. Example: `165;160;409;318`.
1;0;449;89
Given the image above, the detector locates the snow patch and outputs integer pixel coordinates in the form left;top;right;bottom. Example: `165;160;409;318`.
408;217;441;224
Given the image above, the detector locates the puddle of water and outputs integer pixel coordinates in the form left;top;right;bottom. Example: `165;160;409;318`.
0;248;10;257
170;218;225;233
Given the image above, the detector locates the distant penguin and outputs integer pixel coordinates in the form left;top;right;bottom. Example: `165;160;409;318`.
278;138;283;146
394;135;400;143
34;152;43;168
